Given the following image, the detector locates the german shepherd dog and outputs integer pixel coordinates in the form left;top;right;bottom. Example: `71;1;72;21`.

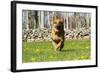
51;15;64;52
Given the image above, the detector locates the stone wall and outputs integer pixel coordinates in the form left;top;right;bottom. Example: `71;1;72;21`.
23;28;90;42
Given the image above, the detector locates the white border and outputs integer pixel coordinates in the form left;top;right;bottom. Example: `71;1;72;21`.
16;4;96;70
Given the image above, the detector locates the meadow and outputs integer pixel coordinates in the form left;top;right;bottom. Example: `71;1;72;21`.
22;39;90;63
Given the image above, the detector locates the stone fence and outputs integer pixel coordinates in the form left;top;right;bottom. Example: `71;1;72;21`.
23;28;90;42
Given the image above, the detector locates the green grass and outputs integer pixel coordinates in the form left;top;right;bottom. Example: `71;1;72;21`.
22;39;91;63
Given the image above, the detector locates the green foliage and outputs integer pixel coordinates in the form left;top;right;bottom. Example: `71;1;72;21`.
22;39;90;63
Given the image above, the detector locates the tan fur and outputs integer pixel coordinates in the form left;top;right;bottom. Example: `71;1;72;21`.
51;16;64;52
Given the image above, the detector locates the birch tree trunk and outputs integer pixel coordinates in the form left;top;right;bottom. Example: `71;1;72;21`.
38;11;41;28
86;14;90;28
47;12;51;28
66;13;69;30
26;11;29;30
40;11;44;28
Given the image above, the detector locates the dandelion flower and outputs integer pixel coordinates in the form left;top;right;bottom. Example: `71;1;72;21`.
49;55;54;59
31;58;36;62
36;49;40;53
86;46;89;49
80;56;85;59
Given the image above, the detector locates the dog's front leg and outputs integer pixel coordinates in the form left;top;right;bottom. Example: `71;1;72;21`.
56;42;61;49
56;40;63;51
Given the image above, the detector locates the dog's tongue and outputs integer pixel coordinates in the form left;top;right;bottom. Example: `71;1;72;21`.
55;29;59;32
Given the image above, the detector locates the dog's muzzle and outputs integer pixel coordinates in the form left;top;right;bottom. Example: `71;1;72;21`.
56;25;63;30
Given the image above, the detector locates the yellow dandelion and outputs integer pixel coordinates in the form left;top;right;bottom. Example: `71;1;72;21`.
80;56;85;59
36;49;41;53
86;46;89;49
49;55;54;59
31;58;36;62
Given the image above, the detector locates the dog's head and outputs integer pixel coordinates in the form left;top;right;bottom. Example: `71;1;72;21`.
51;16;64;32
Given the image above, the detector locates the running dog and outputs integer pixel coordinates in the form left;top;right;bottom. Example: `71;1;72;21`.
51;15;64;52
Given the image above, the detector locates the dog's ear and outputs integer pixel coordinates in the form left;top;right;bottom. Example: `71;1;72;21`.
53;16;60;20
55;16;64;23
51;16;64;25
